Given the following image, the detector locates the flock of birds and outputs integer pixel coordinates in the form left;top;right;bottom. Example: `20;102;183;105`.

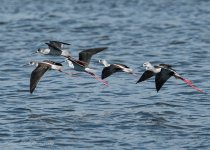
26;41;205;94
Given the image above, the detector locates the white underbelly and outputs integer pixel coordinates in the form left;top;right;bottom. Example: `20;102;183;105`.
51;65;62;70
67;60;85;72
67;60;74;68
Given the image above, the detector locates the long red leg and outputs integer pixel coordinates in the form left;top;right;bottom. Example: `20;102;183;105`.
181;78;205;93
86;72;109;87
59;70;75;76
132;73;138;77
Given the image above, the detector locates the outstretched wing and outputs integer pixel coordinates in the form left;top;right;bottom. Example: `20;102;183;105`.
79;47;107;67
49;41;70;49
155;69;174;92
30;64;50;94
136;70;154;84
101;65;121;79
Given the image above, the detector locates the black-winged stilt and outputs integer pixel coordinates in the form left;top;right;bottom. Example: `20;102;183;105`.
36;41;71;57
26;60;70;94
66;47;108;86
98;59;134;79
136;62;204;93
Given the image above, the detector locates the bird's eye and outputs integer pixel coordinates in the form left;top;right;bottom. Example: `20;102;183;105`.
143;62;149;66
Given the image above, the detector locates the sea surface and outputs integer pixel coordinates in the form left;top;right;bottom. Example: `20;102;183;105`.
1;0;210;149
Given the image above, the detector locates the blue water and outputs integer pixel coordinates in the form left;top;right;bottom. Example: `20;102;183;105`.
1;0;210;149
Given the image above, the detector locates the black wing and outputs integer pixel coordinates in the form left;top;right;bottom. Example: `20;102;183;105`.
49;41;70;49
79;47;107;67
155;68;174;92
101;65;121;79
45;42;62;56
30;64;50;94
136;70;154;84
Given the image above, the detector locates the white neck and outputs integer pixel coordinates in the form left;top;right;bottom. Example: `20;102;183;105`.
41;48;50;54
144;62;161;73
66;59;74;68
99;59;110;67
144;62;154;70
61;50;70;57
31;61;39;67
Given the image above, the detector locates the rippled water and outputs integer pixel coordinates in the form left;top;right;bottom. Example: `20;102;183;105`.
1;0;210;149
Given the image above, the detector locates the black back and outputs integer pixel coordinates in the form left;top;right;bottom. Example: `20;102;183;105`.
49;41;70;49
159;64;172;69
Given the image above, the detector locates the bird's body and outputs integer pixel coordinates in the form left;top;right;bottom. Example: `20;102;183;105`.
28;60;69;94
67;57;94;72
137;62;204;93
36;41;71;57
99;59;134;79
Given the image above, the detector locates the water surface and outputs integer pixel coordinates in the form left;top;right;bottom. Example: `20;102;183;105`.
1;0;210;149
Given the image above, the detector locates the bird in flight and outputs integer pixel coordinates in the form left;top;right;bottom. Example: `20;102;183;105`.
25;60;71;94
36;41;71;57
65;47;109;86
136;62;204;93
99;59;134;79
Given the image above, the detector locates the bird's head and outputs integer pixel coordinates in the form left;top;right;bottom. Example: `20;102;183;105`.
143;62;153;70
37;48;44;53
36;48;50;54
98;59;104;64
23;61;38;67
29;61;39;66
99;59;110;67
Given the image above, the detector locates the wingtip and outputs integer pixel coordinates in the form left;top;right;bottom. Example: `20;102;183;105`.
30;90;33;94
101;76;105;80
136;79;143;84
101;73;106;80
156;88;160;93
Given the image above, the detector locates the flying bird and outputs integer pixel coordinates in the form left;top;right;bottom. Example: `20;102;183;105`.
26;60;70;94
136;62;204;93
36;41;71;57
65;47;108;86
99;59;134;79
